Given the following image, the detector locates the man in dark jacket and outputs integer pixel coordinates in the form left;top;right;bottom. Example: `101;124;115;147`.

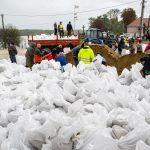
73;42;84;66
8;42;17;63
25;42;36;68
67;21;73;37
54;22;57;35
56;44;64;54
118;37;125;55
140;57;150;77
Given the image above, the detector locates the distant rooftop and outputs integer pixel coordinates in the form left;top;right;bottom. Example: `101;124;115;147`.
128;18;149;27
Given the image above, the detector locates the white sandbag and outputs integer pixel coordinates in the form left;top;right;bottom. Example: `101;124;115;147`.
0;126;7;145
63;79;78;95
58;116;83;144
27;131;46;150
16;56;26;66
62;89;76;103
111;125;128;139
79;129;117;150
119;69;132;85
68;99;83;117
136;140;150;150
127;111;145;129
7;111;19;123
0;64;6;73
51;137;72;150
41;143;52;150
8;122;31;150
108;108;130;128
131;63;143;81
145;75;150;88
118;124;150;150
39;119;60;139
0;111;9;127
1;139;11;150
145;112;150;124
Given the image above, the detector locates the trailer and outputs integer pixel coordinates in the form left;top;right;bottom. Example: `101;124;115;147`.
28;34;80;48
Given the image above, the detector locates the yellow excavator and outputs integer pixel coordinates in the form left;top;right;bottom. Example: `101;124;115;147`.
66;44;150;75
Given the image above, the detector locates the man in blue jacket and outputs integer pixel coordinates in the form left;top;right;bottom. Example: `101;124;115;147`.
56;52;67;72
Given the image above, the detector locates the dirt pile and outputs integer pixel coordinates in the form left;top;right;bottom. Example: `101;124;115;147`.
66;44;150;75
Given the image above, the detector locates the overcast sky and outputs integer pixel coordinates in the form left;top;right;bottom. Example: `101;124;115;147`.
0;0;150;30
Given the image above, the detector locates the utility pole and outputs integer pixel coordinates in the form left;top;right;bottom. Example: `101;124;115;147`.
1;14;5;31
139;0;145;37
148;15;150;33
74;0;79;33
82;25;85;37
1;14;6;48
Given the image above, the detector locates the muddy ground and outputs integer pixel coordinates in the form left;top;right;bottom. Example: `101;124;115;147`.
0;48;26;60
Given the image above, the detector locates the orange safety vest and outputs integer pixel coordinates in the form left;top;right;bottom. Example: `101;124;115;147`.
34;54;42;63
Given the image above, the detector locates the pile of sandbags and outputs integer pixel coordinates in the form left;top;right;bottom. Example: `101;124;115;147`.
0;57;150;150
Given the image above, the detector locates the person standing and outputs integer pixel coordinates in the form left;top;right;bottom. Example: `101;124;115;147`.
34;44;43;64
54;22;57;35
58;21;64;38
78;42;95;64
67;21;73;37
144;42;150;53
136;39;143;53
8;42;18;63
140;57;150;77
56;44;64;54
56;52;67;72
128;39;136;54
118;37;125;55
73;42;84;66
25;42;36;68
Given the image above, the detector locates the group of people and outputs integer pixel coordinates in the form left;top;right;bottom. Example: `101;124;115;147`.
25;43;67;71
117;36;150;55
54;21;73;38
7;36;150;78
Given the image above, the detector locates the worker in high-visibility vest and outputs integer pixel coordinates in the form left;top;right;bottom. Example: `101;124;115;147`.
78;42;95;64
58;21;64;38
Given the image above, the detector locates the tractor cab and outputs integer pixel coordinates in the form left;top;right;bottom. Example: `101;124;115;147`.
85;28;104;44
85;28;116;46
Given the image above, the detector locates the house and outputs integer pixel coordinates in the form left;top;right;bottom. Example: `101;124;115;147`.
127;18;150;37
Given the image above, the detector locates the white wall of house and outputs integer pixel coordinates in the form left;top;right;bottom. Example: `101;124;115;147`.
127;27;138;33
127;27;150;37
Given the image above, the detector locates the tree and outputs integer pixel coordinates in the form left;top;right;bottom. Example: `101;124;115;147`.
0;25;20;48
101;14;110;31
121;8;137;32
89;16;105;31
107;9;120;20
88;8;125;34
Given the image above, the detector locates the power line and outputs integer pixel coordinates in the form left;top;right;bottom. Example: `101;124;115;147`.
4;0;140;17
